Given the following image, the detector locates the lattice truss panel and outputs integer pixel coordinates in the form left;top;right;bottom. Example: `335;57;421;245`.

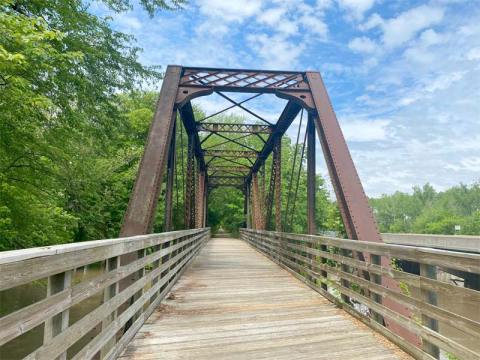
181;68;308;91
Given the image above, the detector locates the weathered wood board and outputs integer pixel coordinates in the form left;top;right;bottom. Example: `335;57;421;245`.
120;238;411;360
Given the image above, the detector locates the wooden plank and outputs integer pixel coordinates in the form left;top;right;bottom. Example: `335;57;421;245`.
243;229;480;273
242;230;480;360
120;238;411;360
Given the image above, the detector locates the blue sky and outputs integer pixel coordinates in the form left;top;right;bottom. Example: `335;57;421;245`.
93;0;480;197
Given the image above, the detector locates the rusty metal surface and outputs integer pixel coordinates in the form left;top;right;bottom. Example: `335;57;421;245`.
274;139;282;232
180;67;309;93
185;133;196;229
208;175;245;190
251;173;265;229
163;121;176;231
203;149;258;158
197;122;272;134
196;170;206;228
307;114;316;235
120;65;181;236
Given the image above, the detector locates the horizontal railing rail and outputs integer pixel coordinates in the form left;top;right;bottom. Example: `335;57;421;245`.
0;228;210;360
241;228;480;360
382;233;480;254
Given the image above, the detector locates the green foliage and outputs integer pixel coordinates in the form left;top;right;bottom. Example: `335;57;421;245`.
0;0;162;249
370;183;480;235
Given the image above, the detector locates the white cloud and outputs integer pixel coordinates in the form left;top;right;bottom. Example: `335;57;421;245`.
299;14;328;38
340;118;391;142
196;0;263;22
337;0;376;19
257;7;285;26
247;34;305;69
363;5;445;49
348;36;378;53
256;4;328;39
466;47;480;60
113;13;142;31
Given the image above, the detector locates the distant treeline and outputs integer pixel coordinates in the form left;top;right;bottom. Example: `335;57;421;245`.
370;183;480;235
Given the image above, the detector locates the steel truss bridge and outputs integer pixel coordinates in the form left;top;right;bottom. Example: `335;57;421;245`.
0;66;478;360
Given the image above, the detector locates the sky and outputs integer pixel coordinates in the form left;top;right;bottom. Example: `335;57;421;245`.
93;0;480;197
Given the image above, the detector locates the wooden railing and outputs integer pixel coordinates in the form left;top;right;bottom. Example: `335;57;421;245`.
0;228;210;360
241;229;480;360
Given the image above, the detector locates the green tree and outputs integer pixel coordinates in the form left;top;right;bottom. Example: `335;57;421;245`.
0;1;176;249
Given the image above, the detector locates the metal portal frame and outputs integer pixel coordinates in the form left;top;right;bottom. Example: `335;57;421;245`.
120;65;415;343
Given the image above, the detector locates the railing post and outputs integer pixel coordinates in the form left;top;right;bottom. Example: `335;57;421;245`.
370;254;385;324
101;256;121;358
44;270;73;360
420;263;440;359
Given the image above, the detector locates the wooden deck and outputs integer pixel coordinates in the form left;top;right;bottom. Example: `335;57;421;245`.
120;238;411;360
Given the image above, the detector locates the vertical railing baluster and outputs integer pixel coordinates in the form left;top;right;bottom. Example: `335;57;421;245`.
100;256;120;358
420;263;440;359
44;270;73;360
136;248;147;319
320;240;328;291
369;254;384;324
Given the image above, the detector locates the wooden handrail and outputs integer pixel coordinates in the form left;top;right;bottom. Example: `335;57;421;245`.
241;228;480;360
0;228;210;359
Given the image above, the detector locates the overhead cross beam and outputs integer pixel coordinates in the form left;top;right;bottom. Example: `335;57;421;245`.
197;122;272;134
203;149;258;158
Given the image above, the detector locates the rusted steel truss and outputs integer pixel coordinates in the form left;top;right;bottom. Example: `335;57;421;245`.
121;65;414;344
197;122;272;134
208;176;245;190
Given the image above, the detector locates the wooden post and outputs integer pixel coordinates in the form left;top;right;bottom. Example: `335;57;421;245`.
420;263;440;358
101;256;121;357
44;270;73;360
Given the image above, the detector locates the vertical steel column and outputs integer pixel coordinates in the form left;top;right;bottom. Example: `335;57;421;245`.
196;170;205;228
420;264;440;358
307;114;316;235
273;138;282;232
251;173;264;230
120;65;181;236
164;121;176;231
246;182;251;228
185;133;196;229
203;181;208;227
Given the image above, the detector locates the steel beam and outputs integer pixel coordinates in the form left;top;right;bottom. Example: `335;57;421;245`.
196;170;205;228
180;67;309;94
179;101;206;171
204;149;258;158
307;114;316;235
120;65;181;236
251;173;264;230
246;182;251;228
246;101;302;182
185;133;196;229
207;166;250;174
197;122;272;134
163;121;176;231
274;139;282;232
